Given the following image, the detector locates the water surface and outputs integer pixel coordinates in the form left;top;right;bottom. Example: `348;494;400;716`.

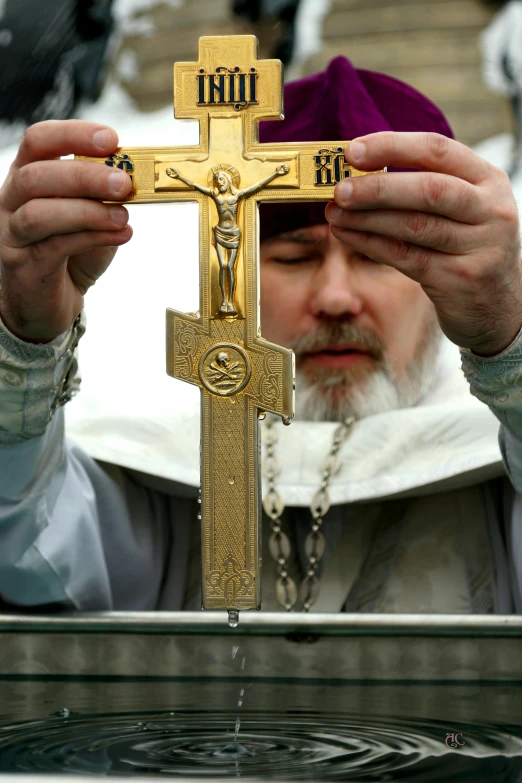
1;684;522;780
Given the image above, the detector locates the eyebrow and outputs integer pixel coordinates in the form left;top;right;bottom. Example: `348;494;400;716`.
270;231;323;244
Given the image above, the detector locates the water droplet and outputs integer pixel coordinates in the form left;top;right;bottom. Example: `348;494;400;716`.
54;708;70;718
228;475;235;485
228;610;239;628
239;688;245;698
234;717;241;739
231;644;240;659
238;699;243;707
213;742;254;758
169;712;175;716
241;656;246;670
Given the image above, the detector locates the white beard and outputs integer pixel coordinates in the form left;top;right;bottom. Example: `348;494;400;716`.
294;324;444;423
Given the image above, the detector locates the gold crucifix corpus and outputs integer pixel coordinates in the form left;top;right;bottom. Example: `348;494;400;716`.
78;35;383;612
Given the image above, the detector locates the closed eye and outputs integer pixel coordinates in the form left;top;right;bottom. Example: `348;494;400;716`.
268;246;322;265
271;255;316;265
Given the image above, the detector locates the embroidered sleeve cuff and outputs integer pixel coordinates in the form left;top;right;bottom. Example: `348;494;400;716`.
0;313;85;445
460;326;522;440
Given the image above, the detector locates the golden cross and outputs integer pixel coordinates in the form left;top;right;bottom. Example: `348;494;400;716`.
79;36;381;612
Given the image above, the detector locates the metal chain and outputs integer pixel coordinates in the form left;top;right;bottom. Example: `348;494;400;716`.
262;415;355;612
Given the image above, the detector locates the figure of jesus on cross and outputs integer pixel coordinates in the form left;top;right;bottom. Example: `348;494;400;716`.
166;163;289;314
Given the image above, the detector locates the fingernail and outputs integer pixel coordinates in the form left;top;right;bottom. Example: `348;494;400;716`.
337;180;353;205
109;170;127;194
93;128;112;149
326;205;342;223
350;141;366;163
110;207;127;226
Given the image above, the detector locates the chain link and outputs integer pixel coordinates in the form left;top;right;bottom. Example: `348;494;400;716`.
263;415;355;612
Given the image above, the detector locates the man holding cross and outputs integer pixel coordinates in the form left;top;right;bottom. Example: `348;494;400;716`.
0;51;521;614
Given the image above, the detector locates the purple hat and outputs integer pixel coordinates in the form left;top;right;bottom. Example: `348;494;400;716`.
259;56;454;240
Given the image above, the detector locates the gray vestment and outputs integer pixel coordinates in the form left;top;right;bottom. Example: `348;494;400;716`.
1;315;522;613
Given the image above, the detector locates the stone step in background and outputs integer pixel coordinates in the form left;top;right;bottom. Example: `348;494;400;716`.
114;0;512;144
305;0;511;144
115;0;246;111
114;0;283;112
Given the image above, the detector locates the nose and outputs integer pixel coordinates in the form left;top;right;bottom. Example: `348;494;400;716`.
309;242;364;319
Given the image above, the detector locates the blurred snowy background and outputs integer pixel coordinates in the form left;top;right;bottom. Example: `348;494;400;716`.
0;0;521;183
0;0;520;440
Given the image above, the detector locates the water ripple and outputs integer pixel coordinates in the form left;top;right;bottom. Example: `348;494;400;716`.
0;710;521;779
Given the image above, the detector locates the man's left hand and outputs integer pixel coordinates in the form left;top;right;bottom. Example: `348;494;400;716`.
325;132;522;357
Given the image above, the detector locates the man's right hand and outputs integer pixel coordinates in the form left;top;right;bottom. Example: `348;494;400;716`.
0;120;133;342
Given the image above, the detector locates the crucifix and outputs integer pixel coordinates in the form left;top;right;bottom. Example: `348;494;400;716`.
79;36;382;613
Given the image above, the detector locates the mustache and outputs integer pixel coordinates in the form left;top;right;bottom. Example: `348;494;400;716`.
288;321;385;362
